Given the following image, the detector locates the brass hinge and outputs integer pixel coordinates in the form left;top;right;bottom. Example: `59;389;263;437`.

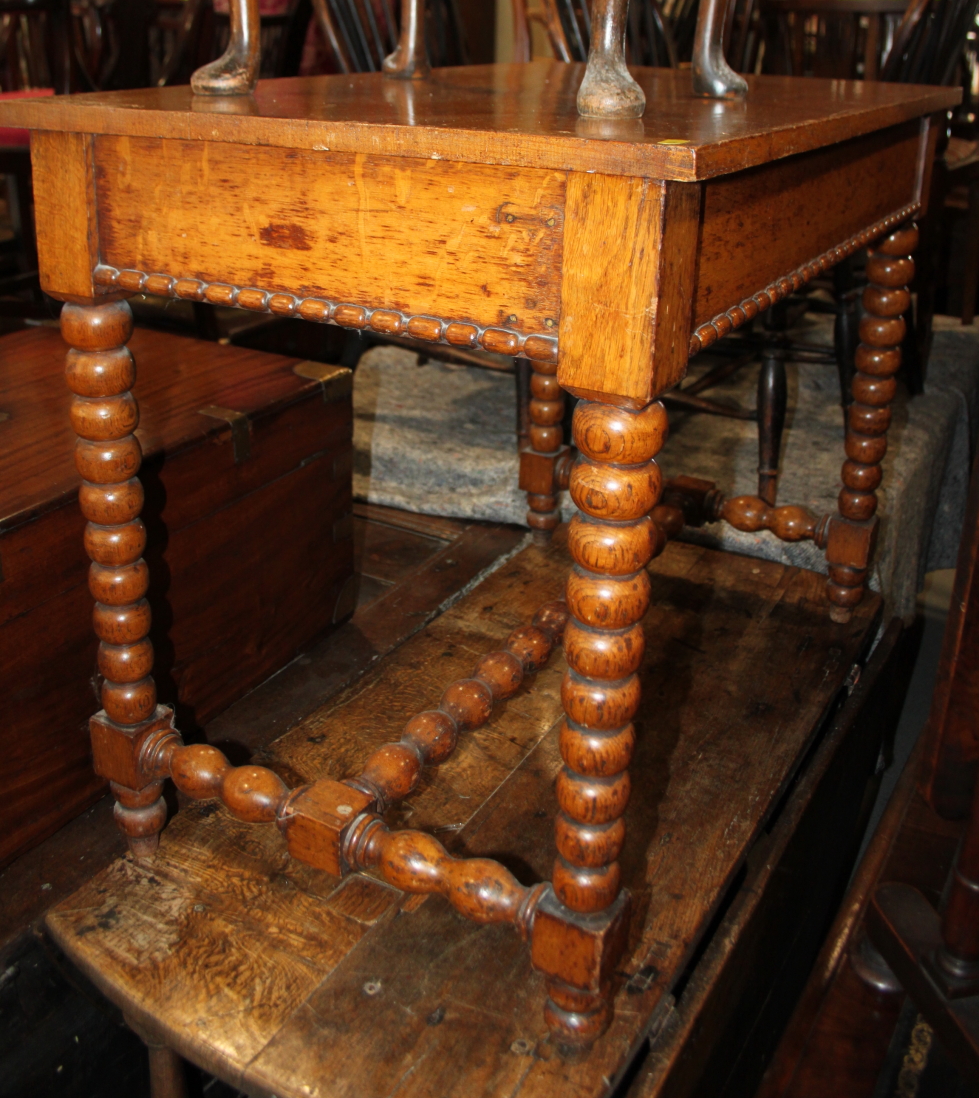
197;405;251;464
293;361;353;403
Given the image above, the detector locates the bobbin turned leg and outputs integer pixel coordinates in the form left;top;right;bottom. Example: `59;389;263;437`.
826;223;916;623
519;361;570;544
63;300;169;858
531;398;667;1048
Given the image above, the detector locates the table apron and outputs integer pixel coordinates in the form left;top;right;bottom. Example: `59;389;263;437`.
31;116;931;406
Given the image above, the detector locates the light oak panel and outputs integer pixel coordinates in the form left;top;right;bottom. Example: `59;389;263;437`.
693;121;922;327
31;131;100;303
558;175;701;407
93;136;566;335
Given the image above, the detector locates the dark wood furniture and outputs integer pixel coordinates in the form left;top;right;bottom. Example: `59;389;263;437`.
0;55;958;1068
922;447;979;819
757;423;979;1098
754;736;964;1098
43;533;899;1098
0;325;354;869
758;0;908;80
865;445;979;1089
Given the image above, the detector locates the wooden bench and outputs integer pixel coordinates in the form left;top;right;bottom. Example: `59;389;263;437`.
45;533;905;1097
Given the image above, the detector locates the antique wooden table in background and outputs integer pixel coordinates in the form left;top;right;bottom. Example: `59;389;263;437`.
0;59;959;1087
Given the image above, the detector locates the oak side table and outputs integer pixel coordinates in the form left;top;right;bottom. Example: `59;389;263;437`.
0;61;959;1055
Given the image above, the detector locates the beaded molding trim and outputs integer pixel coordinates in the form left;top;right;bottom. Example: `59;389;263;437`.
93;265;559;365
687;202;921;358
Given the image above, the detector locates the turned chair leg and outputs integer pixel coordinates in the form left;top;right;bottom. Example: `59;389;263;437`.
190;0;260;96
382;0;430;79
147;1045;189;1098
519;361;568;544
833;258;859;428
576;0;645;118
756;299;788;505
826;222;917;622
757;342;787;506
531;398;667;1047
62;300;168;857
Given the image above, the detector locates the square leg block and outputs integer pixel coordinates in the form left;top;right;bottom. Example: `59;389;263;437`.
281;778;376;876
519;445;568;496
826;515;879;572
90;705;178;791
531;886;631;994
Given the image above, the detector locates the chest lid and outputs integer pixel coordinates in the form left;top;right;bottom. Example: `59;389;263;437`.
0;325;350;533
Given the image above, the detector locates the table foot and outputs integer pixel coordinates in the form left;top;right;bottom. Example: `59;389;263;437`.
692;0;748;97
382;0;430;79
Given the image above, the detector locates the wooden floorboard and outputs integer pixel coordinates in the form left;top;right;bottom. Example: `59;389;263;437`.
43;534;882;1098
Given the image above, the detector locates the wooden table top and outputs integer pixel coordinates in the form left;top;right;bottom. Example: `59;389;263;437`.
0;62;958;181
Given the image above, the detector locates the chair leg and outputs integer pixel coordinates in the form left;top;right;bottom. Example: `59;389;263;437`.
147;1045;189;1098
833;288;859;425
757;342;787;506
962;179;979;326
519;361;567;544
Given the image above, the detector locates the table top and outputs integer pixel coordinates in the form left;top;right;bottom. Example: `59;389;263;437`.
0;62;958;181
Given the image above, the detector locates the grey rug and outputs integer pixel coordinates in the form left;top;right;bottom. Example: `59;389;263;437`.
353;315;979;620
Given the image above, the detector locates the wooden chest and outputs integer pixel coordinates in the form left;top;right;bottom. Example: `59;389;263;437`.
0;325;354;868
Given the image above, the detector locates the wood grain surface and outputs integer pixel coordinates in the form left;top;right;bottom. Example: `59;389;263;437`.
559;177;699;406
0;507;520;954
30;131;99;302
95;138;566;337
634;617;913;1097
0;325;352;867
47;534;881;1097
693;121;923;327
1;65;958;182
0;326;322;533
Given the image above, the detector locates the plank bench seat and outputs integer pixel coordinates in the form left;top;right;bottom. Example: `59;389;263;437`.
46;534;889;1098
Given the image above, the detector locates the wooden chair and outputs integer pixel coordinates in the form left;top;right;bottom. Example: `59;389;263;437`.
0;0;71;92
866;443;979;1089
309;0;467;74
520;0;678;67
0;1;62;320
755;0;908;80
